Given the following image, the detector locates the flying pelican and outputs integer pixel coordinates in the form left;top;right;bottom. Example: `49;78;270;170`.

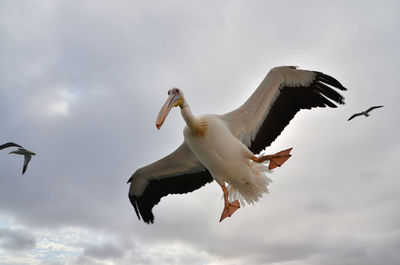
9;147;36;174
128;66;346;224
347;105;383;121
0;142;22;150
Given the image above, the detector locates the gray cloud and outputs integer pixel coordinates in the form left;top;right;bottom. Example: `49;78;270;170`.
83;242;125;260
0;228;36;251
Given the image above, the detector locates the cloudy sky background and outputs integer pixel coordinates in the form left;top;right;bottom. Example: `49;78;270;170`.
1;0;399;264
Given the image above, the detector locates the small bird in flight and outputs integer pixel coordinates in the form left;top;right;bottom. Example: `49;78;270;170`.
347;106;384;121
8;147;36;175
0;142;22;150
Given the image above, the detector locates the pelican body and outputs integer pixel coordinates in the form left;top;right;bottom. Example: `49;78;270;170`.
128;66;347;224
182;113;270;206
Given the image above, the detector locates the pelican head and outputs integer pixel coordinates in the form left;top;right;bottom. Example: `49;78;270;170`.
156;88;184;129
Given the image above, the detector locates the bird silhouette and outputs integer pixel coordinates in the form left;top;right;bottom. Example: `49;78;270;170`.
348;106;383;121
8;147;36;175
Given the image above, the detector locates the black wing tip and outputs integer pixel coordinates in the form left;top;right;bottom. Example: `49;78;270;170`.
315;72;347;91
145;218;154;224
128;194;141;220
129;193;155;224
313;72;347;105
337;96;346;105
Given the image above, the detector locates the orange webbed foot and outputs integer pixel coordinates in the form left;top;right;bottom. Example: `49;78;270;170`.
219;200;240;222
267;148;292;170
252;148;293;170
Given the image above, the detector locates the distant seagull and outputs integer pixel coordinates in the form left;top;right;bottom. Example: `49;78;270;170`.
348;106;384;121
9;148;36;174
0;142;23;150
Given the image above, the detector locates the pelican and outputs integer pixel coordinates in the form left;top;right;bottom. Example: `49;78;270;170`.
128;66;346;224
9;147;36;174
347;105;383;121
0;142;22;150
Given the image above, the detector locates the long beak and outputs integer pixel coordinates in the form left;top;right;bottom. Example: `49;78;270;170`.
156;93;180;129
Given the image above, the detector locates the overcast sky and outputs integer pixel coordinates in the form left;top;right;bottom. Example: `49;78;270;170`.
1;0;400;264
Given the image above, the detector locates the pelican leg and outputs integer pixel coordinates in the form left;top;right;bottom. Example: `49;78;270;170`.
219;184;240;222
251;148;293;170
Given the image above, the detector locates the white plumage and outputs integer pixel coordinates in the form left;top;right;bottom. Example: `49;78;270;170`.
183;114;271;205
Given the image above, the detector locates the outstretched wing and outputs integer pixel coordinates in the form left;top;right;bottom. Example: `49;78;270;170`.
0;142;22;150
22;154;32;174
128;142;213;224
220;66;347;153
366;105;384;113
348;112;363;121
